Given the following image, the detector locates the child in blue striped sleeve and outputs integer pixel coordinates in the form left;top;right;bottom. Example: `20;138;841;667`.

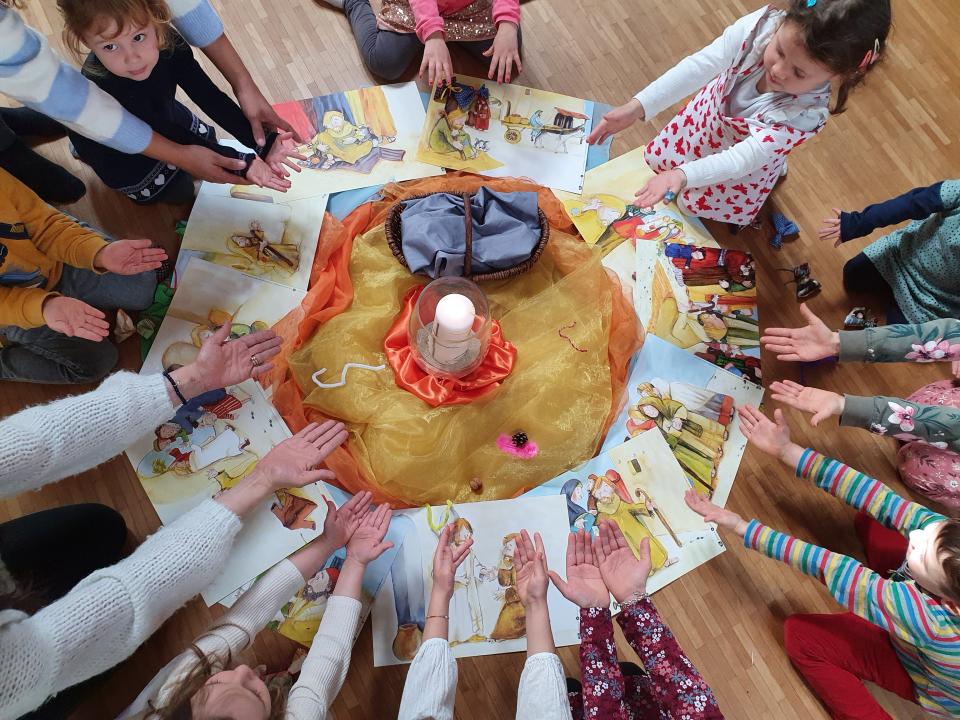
685;404;960;720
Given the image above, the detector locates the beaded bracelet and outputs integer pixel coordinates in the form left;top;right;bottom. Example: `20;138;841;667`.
618;590;650;611
162;369;188;406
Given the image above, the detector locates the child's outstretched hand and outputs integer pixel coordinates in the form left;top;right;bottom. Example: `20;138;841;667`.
514;529;549;607
346;501;394;565
41;296;109;341
432;523;473;600
316;490;372;550
740;405;802;465
817;207;844;247
684;489;748;536
548;530;609;608
420;34;453;87
264;131;306;177
594;519;651;604
634;168;687;208
760;304;839;362
770;380;845;427
586;99;644;145
94;239;167;275
483;22;521;84
245;155;292;192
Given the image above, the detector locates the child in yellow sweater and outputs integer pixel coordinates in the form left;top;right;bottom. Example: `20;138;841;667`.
0;169;165;383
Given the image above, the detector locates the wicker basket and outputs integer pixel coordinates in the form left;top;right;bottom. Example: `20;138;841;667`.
385;191;550;282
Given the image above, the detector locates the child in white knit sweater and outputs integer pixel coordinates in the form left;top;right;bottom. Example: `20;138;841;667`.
125;493;394;719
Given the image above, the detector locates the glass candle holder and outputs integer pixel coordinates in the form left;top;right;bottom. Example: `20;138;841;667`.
408;277;492;379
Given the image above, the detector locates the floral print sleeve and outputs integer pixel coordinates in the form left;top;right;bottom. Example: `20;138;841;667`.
838;319;960;364
574;607;628;720
841;393;960;452
617;599;723;719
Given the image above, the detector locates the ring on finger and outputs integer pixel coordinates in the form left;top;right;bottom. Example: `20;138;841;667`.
251;354;262;367
663;190;677;203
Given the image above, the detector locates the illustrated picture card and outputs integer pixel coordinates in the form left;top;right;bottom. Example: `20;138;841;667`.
416;76;592;193
371;495;579;666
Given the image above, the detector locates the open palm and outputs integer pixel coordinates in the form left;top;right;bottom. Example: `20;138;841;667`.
595;519;651;604
548;530;609;608
346;502;394;564
769;380;844;426
514;529;549;606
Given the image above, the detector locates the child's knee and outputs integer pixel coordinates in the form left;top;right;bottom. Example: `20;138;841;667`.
366;56;407;82
783;614;822;664
127;273;158;311
62;340;118;383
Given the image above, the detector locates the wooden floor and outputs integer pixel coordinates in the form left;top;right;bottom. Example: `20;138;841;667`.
3;0;958;717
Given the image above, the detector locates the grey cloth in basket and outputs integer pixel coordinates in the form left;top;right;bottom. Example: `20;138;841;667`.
399;188;540;278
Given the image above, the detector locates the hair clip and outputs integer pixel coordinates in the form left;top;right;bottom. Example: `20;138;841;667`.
806;0;816;6
859;38;881;71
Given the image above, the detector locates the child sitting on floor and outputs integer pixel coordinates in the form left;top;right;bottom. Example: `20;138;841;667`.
588;0;890;228
57;0;303;204
325;0;521;86
686;404;960;719
0;169;164;384
819;179;960;324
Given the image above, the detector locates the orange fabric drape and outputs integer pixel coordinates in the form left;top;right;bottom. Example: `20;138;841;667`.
268;173;642;505
384;284;517;407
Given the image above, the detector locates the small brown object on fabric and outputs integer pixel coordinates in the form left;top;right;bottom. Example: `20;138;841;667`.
470;477;483;493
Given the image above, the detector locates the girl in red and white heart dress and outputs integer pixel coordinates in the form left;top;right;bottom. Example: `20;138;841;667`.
588;0;891;228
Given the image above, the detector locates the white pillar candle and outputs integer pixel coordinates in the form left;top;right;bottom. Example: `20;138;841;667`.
431;293;476;364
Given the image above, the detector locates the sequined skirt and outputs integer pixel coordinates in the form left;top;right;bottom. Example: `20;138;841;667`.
378;0;497;42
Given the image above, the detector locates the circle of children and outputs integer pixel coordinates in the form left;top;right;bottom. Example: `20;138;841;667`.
1;0;958;718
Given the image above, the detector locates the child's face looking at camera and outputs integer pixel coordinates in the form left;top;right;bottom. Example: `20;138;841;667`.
761;20;836;96
83;17;160;81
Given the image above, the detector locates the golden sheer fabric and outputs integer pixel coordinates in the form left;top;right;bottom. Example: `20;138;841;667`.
275;175;641;507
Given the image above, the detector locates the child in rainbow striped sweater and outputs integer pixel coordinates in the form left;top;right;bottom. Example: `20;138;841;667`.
685;404;960;720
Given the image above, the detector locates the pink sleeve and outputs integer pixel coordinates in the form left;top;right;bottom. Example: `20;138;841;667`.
492;0;520;27
409;0;446;42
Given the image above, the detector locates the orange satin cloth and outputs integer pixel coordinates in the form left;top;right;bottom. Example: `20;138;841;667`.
268;173;642;507
384;285;517;407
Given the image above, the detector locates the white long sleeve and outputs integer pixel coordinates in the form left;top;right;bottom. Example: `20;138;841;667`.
397;638;458;720
285;595;363;720
516;653;573;720
0;499;242;720
0;371;176;498
680;135;773;188
122;559;307;718
633;6;767;119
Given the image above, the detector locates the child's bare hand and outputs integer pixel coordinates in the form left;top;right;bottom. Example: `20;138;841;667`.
683;489;748;536
346;501;394;565
265;131;306;177
739;405;797;462
245;156;292;192
594;519;650;604
318;490;372;550
761;304;840;362
432;523;473;600
587;99;644;145
41;296;109;342
482;22;521;84
514;529;549;607
548;530;609;609
94;239;167;275
817;208;843;247
420;35;453;87
634;168;686;208
770;380;845;426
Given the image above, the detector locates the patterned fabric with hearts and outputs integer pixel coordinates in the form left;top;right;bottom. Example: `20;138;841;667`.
644;6;829;226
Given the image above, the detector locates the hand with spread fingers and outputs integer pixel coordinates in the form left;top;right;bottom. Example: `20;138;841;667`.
94;239;167;275
760;304;840;362
817;207;844;247
253;420;348;491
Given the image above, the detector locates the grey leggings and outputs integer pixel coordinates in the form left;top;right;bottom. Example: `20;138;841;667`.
344;0;518;80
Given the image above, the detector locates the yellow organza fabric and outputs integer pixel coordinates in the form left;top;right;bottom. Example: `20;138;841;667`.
288;218;625;506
